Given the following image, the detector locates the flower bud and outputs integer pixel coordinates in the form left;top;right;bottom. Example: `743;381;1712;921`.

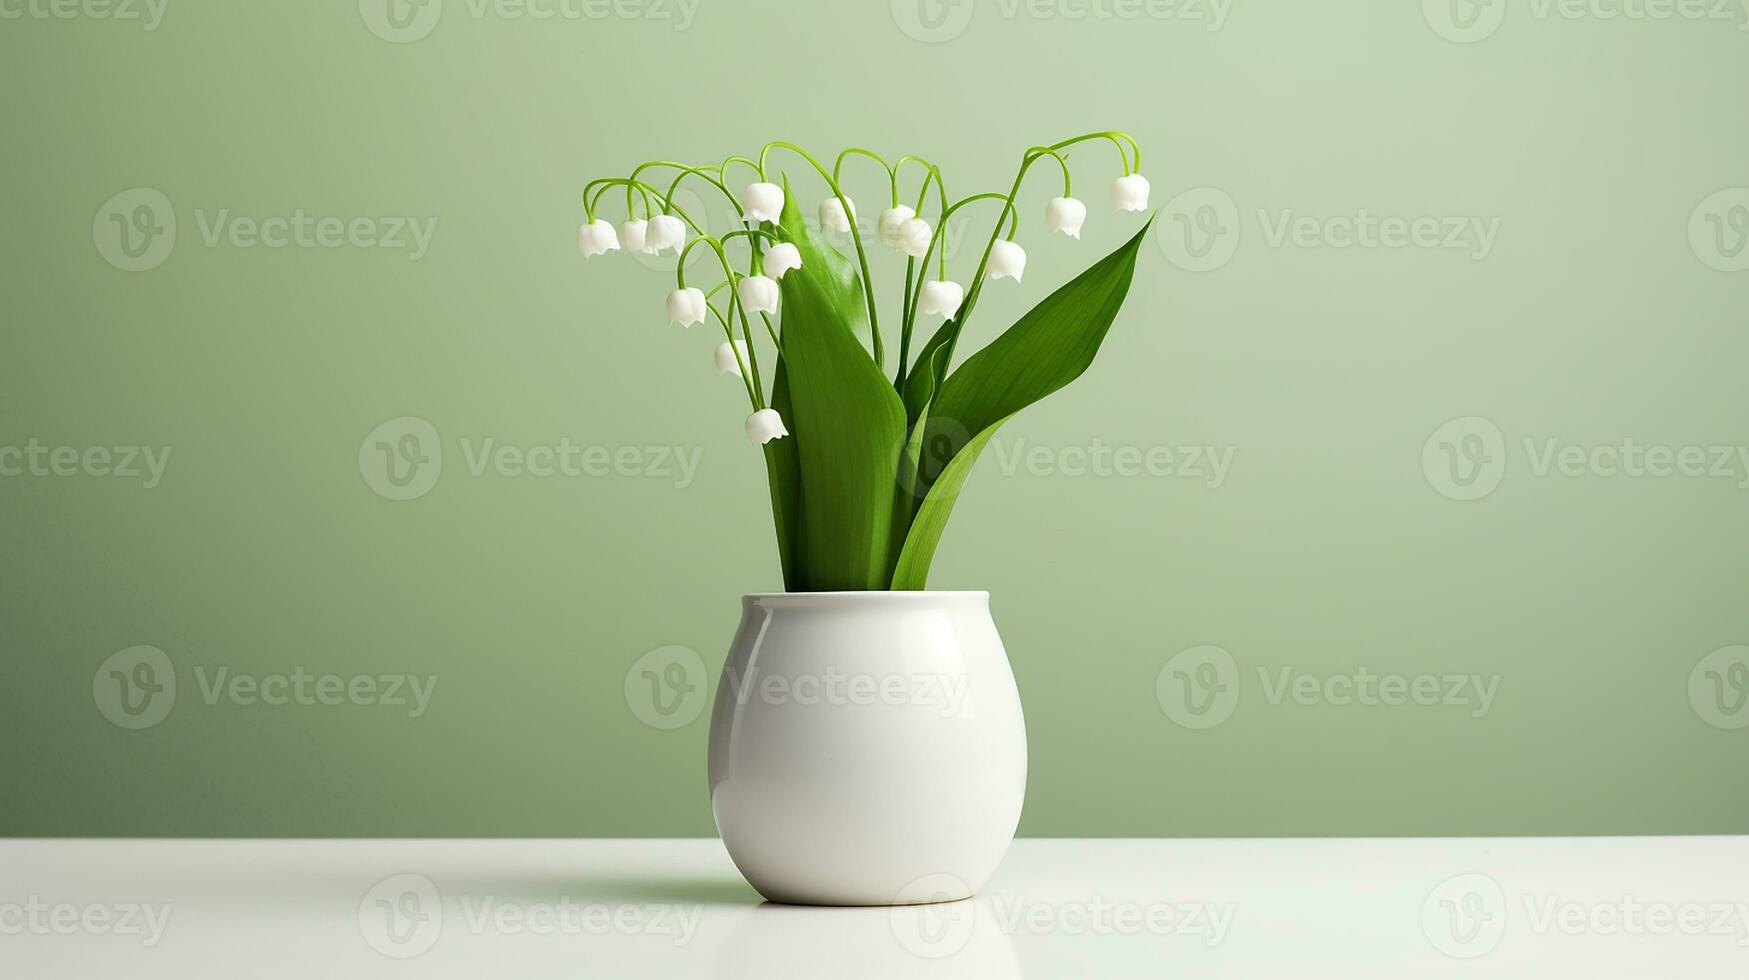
578;219;619;258
666;287;707;328
897;217;933;259
918;280;965;319
737;274;780;315
819;195;856;233
741;182;785;223
716;340;748;377
1045;196;1087;239
988;239;1026;283
618;218;650;254
645;214;686;255
746;408;790;445
1112;174;1150;213
879;205;916;249
762;242;803;280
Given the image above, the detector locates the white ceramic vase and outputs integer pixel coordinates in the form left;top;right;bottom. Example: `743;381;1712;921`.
708;591;1027;906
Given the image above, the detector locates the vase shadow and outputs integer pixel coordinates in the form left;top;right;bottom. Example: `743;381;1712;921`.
432;870;762;906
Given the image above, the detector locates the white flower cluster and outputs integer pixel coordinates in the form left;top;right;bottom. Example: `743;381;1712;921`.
579;141;1149;447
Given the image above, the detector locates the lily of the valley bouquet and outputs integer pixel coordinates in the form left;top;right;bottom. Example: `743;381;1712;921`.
579;132;1150;591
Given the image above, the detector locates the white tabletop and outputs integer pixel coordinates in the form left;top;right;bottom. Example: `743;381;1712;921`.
3;837;1745;977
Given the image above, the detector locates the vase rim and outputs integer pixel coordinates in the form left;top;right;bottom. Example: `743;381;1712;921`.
743;590;989;606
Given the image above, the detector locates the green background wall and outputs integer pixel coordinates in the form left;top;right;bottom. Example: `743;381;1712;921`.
3;0;1745;837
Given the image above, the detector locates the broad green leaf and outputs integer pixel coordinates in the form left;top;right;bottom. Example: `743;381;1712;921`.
890;220;1151;590
772;175;908;591
901;322;956;425
894;323;957;516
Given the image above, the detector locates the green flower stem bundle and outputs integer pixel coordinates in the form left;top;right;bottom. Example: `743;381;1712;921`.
579;132;1152;590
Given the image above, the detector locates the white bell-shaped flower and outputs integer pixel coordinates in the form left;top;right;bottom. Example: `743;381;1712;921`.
741;182;785;223
762;242;803;280
897;217;933;259
578;219;619;258
645;214;686;255
618;218;650;253
666;287;707;328
1112;174;1150;212
988;239;1027;283
879;205;916;248
745;408;790;445
819;195;856;233
737;274;780;315
1046;196;1087;239
917;280;965;319
715;339;747;377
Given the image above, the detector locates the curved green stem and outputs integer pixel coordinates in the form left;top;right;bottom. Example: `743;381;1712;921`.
652;164;743;222
938;132;1140;371
897;162;952;382
705;301;759;407
719;227;783;252
759;140;884;368
582;178;654;222
913;165;951;278
895;192;1012;387
833;148;896;201
676;236;766;409
586;179;707;234
1026;147;1073;197
722;155;765;187
895;155;945;212
901;193;1020;372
